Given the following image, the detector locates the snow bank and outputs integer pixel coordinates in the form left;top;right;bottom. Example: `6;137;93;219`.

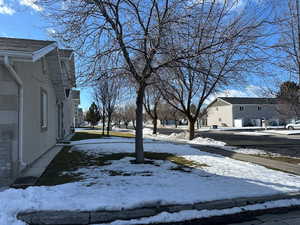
263;130;300;135
189;137;226;146
95;198;300;225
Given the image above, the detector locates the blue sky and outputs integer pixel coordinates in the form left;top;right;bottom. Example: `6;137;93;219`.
0;0;93;110
0;0;290;111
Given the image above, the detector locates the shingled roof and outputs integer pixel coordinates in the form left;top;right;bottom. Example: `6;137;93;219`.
0;37;55;53
219;97;278;105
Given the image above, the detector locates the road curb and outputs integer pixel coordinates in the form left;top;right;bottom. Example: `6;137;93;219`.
17;192;300;225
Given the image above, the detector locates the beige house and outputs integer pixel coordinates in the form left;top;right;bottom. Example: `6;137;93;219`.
0;37;76;186
205;97;280;127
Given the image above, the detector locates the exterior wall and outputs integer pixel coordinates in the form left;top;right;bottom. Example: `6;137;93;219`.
232;104;280;126
0;64;19;184
14;60;58;166
62;93;74;135
207;100;233;127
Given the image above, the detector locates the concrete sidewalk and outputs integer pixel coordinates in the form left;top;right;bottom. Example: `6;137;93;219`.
228;209;300;225
12;134;74;188
11;145;64;188
152;208;300;225
190;145;300;175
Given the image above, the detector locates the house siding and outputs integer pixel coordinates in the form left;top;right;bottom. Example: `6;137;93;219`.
0;64;19;184
14;60;59;166
232;104;280;122
207;100;233;127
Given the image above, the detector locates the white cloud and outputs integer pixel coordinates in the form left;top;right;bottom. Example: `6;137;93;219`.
46;28;56;35
0;0;15;15
19;0;43;11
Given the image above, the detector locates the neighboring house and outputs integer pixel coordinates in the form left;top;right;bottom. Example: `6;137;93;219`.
72;90;83;127
205;97;281;127
0;37;76;185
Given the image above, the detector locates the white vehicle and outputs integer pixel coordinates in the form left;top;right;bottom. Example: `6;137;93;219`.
286;120;300;130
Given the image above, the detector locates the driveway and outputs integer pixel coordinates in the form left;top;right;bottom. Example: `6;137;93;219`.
156;127;300;158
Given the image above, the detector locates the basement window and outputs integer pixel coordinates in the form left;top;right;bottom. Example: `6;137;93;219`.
41;89;48;130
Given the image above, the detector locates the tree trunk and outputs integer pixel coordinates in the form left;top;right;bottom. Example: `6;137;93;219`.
132;120;136;129
153;117;158;134
102;117;105;136
135;85;145;163
188;119;196;140
174;119;178;128
107;114;111;136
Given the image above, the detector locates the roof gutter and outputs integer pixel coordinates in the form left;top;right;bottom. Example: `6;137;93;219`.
4;56;26;169
0;42;57;62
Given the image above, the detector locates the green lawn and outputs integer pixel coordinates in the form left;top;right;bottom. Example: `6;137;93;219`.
71;130;134;141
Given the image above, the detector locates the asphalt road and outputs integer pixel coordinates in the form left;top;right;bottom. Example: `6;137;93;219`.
156;127;300;158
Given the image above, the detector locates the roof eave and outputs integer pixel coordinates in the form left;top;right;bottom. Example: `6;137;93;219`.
0;42;58;62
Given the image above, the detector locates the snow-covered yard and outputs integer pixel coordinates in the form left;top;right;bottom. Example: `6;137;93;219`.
1;136;300;225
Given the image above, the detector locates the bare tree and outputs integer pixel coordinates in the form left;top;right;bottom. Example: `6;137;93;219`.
273;0;300;84
158;0;274;140
143;86;161;134
39;0;198;163
94;75;121;136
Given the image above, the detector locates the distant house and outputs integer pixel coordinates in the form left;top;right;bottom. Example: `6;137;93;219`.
72;90;84;127
204;97;281;127
0;37;76;185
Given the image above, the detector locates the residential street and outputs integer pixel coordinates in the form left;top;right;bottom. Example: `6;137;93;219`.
155;127;300;158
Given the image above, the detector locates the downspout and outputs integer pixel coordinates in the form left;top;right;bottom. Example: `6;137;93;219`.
4;56;25;169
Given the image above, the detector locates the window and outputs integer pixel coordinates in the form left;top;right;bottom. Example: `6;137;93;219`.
41;89;48;130
218;118;222;122
258;106;262;111
216;107;218;111
239;106;244;111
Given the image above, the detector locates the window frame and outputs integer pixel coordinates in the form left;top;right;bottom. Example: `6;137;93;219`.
40;88;48;131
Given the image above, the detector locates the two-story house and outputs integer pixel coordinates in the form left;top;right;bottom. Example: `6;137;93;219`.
205;97;281;127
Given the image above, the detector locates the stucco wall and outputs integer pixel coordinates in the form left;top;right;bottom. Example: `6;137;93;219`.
0;64;19;183
207;100;233;127
14;60;58;165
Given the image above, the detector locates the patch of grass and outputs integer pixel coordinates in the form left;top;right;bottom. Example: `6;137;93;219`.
36;147;207;186
71;131;134;141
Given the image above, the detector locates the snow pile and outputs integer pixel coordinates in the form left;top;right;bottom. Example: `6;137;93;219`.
168;132;190;140
221;146;281;156
143;128;155;136
95;198;300;225
189;137;226;146
234;132;270;136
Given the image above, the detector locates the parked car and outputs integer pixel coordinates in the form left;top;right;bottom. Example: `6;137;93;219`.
286;120;300;130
